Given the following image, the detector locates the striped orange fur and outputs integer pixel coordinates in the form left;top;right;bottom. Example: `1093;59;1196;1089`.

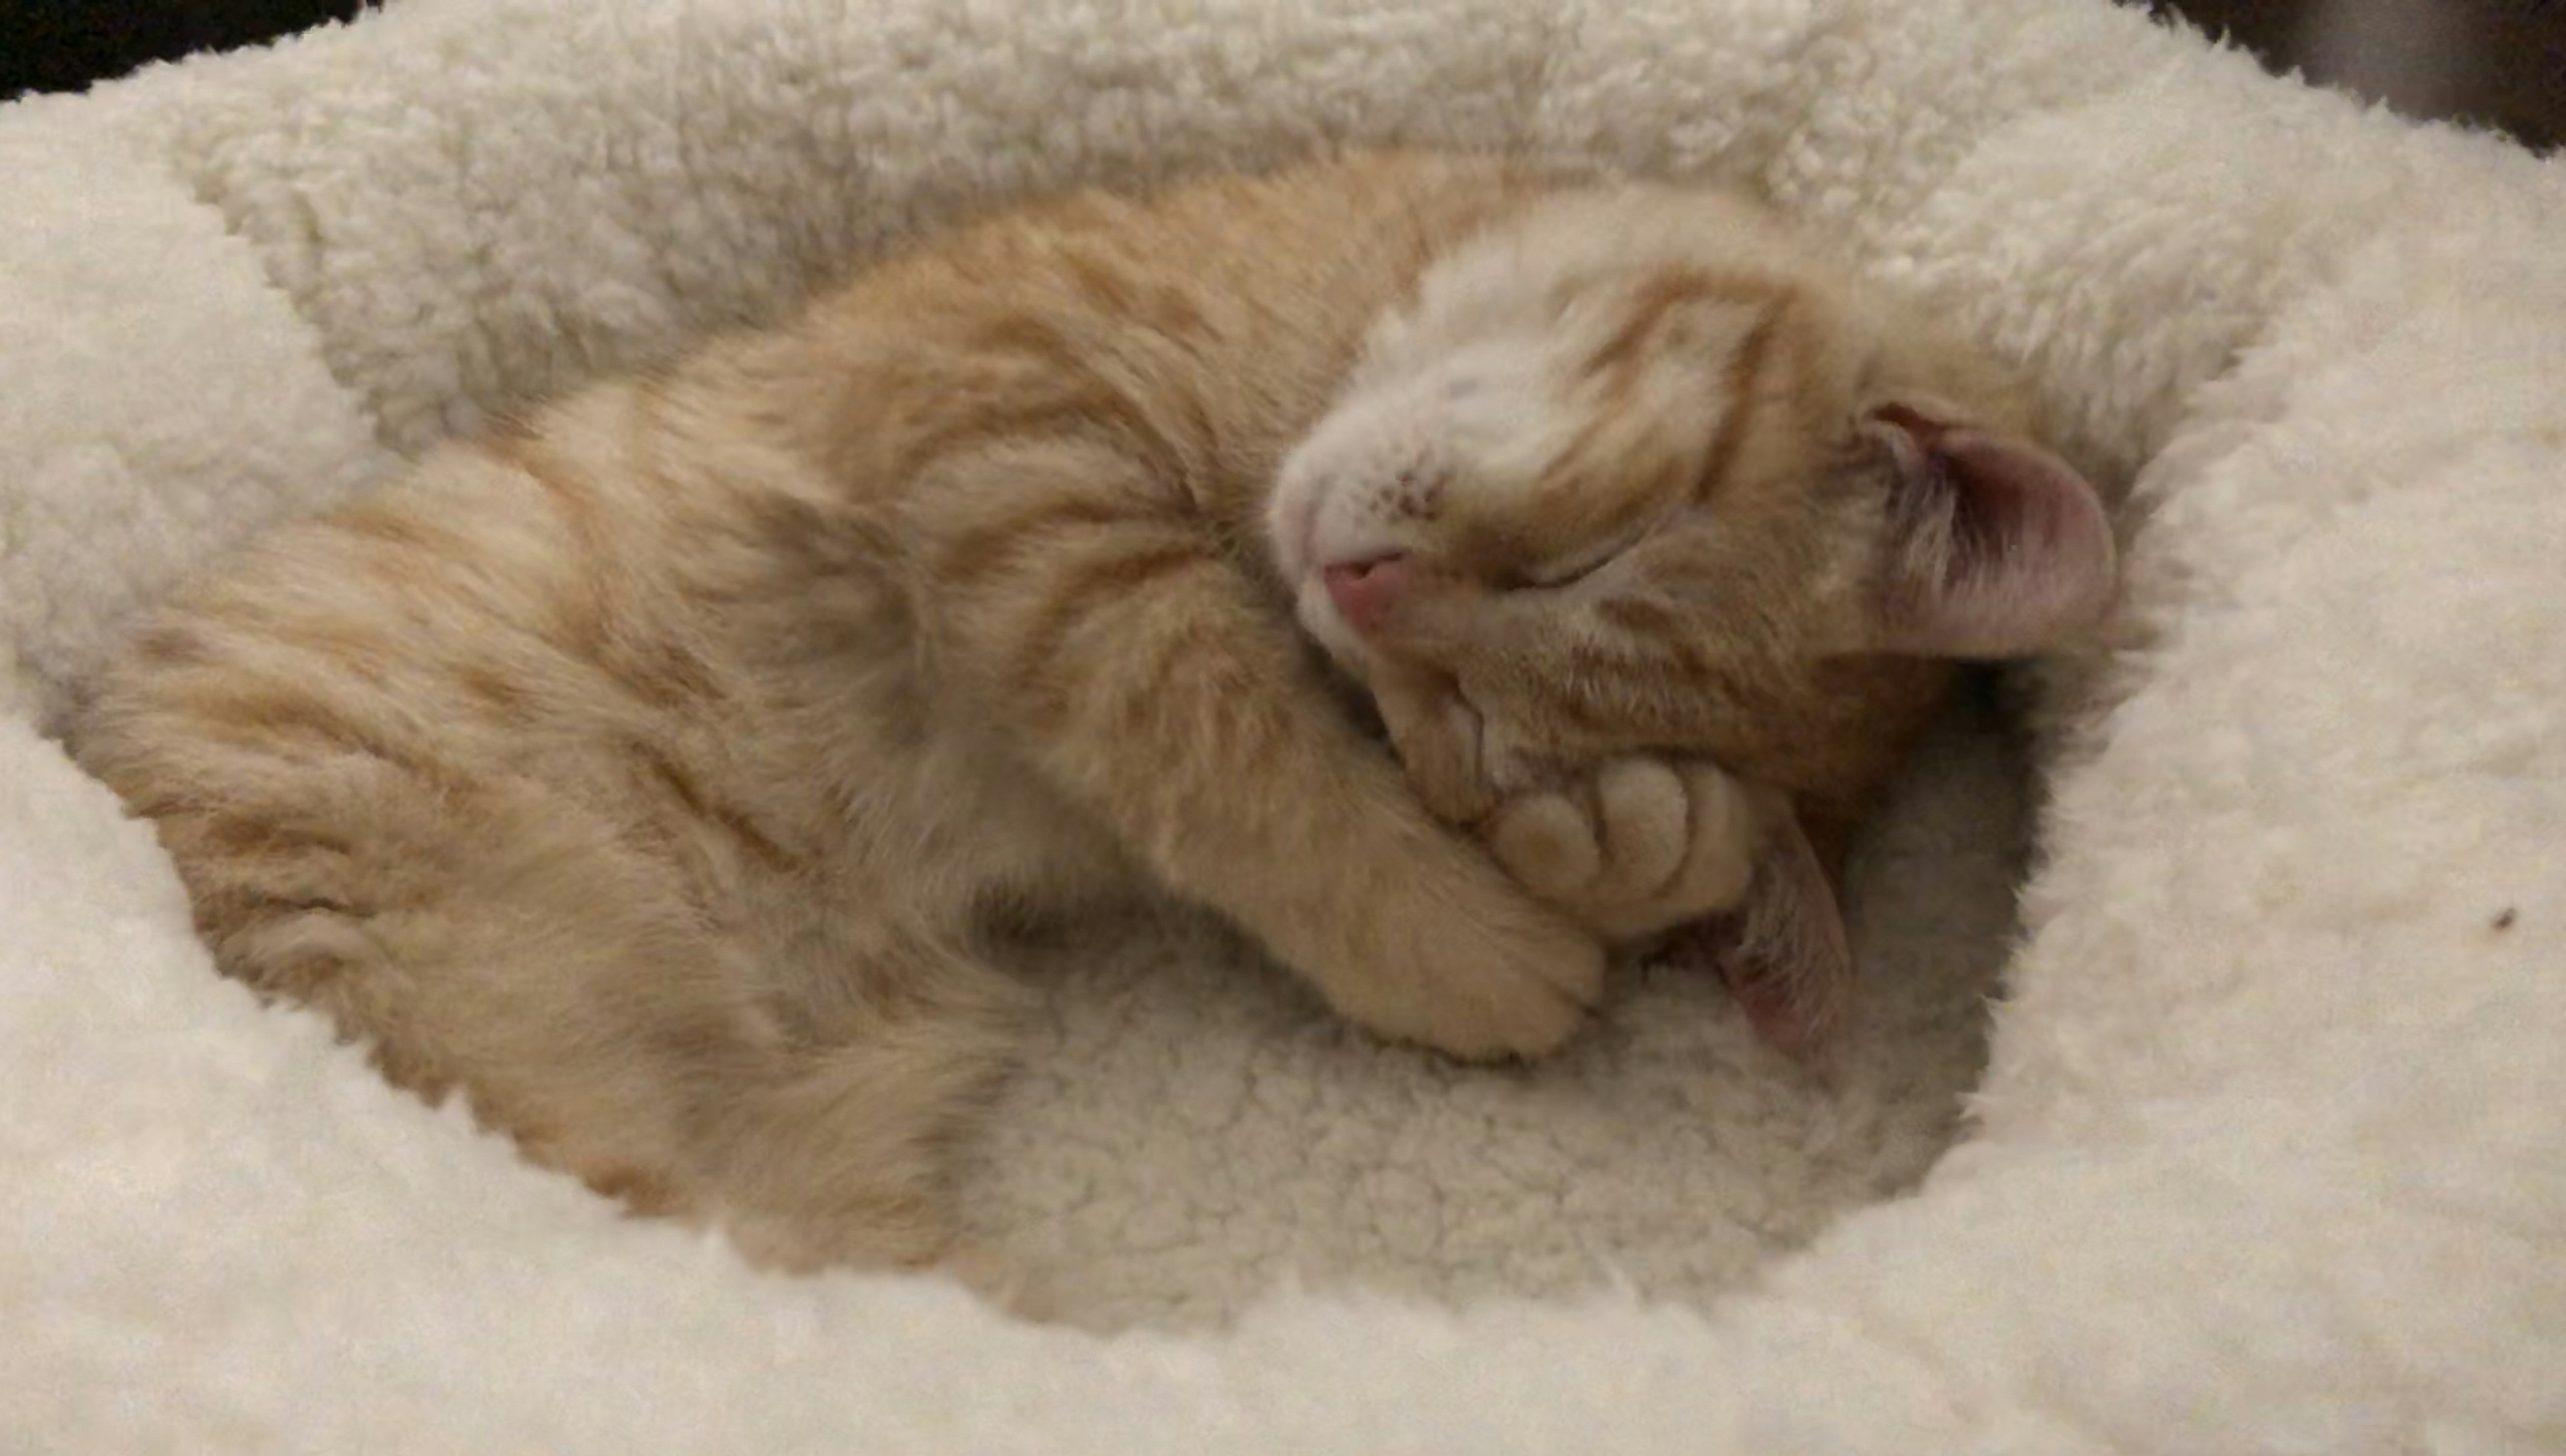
69;152;2110;1288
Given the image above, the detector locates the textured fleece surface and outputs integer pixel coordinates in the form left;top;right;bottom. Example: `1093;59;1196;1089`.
3;0;2561;1450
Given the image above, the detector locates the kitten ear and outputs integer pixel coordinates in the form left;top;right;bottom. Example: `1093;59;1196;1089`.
1863;400;2116;659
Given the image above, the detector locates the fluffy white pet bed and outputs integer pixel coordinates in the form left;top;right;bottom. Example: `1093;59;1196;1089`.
6;0;2561;1448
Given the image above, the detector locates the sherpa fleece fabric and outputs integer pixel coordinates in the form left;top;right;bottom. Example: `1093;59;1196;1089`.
3;0;2561;1451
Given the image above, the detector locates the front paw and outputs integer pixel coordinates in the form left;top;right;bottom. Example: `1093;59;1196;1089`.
1313;869;1607;1061
1483;758;1763;943
1365;666;1534;825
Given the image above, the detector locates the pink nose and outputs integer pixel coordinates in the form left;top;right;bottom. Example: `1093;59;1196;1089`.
1321;553;1410;634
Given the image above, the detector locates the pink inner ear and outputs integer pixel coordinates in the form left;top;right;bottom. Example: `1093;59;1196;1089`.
1870;404;2117;660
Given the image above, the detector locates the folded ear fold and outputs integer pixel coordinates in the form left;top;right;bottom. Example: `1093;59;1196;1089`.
1866;400;2117;659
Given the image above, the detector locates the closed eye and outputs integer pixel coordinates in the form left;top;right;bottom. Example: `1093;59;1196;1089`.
1513;525;1650;591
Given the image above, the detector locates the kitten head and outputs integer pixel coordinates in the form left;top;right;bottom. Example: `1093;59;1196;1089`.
1268;186;2116;805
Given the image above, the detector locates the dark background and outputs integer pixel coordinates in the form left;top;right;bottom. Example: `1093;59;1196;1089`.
2;1;2559;147
3;0;371;100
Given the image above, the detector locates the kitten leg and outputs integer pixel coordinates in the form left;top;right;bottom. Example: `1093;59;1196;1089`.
114;762;1020;1287
688;929;1032;1284
915;447;1604;1059
382;857;1027;1288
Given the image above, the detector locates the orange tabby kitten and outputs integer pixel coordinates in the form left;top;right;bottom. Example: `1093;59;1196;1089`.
68;152;2111;1285
1276;187;2114;1049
